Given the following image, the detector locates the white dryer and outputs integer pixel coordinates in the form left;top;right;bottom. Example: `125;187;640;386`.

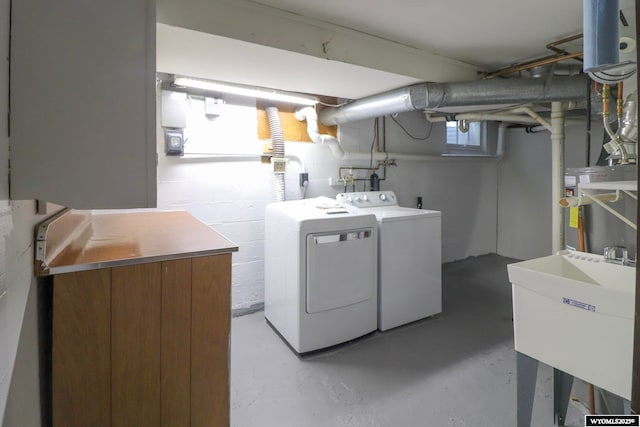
336;191;442;331
264;197;378;353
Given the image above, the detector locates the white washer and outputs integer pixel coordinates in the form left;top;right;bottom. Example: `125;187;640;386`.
336;191;442;331
264;197;378;353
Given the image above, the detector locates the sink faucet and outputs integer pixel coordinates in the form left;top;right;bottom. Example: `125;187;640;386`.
603;246;636;266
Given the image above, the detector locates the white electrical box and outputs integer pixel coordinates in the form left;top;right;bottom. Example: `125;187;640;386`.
161;90;187;128
205;97;224;116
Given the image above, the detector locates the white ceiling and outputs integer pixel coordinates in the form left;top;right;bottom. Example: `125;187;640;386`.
156;0;636;99
157;24;423;100
251;0;635;71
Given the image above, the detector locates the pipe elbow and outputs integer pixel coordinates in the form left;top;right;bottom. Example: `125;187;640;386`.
294;106;316;122
295;106;322;144
320;135;346;158
295;106;347;158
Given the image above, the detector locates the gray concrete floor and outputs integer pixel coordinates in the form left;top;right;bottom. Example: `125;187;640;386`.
230;254;589;426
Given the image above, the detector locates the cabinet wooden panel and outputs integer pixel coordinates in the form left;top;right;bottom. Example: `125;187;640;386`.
51;255;231;426
10;0;156;208
192;255;231;427
53;269;111;427
161;259;192;427
112;264;162;427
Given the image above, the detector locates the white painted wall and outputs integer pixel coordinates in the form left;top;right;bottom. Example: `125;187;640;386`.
497;120;606;260
157;95;499;311
0;203;48;427
355;113;498;262
0;0;51;423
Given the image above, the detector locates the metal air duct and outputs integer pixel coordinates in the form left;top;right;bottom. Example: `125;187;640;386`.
319;75;588;126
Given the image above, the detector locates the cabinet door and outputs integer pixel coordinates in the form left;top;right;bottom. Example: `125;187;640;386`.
192;255;231;427
10;0;156;209
161;259;192;427
53;269;111;427
112;263;162;426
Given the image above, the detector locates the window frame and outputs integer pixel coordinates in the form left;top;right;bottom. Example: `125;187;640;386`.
445;120;487;153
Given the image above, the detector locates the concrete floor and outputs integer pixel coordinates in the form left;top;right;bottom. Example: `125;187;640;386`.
230;254;589;426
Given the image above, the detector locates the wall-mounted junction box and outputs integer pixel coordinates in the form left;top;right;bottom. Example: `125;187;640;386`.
165;129;184;156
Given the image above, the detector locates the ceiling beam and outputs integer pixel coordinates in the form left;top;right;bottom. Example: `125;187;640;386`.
156;0;478;84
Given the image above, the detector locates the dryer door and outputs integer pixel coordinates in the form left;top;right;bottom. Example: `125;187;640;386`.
306;229;376;314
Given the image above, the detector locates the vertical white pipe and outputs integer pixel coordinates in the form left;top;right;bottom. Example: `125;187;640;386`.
551;101;567;254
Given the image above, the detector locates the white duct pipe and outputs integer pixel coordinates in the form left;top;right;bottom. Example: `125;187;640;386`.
294;107;345;158
426;113;541;125
425;105;553;131
515;107;553;131
551;101;567;254
179;153;306;172
296;107;507;161
559;192;621;207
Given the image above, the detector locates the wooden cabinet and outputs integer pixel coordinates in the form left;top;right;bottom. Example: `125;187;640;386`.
10;0;156;209
38;210;237;426
52;255;231;427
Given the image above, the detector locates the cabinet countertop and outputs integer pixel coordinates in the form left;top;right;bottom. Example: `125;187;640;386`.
36;209;238;276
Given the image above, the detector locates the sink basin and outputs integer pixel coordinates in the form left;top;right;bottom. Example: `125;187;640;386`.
507;250;635;400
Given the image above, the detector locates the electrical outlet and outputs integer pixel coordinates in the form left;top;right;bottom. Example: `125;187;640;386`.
299;172;309;187
328;177;347;186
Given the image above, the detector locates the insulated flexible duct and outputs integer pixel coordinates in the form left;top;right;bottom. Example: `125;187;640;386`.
620;91;638;143
266;106;286;202
319;75;588;126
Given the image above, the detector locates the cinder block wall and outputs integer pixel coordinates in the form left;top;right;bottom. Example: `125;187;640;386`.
156;95;499;312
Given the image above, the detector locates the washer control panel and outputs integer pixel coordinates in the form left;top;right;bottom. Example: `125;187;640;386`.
336;191;398;208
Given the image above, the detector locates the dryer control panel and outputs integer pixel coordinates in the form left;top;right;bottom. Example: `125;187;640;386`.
336;191;398;208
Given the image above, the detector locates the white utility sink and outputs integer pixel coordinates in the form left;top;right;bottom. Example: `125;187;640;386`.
508;250;635;400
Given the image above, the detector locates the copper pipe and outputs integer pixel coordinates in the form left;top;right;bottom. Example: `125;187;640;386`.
484;51;583;79
603;84;611;120
589;383;596;414
337;160;389;184
617;82;624;126
546;33;584;59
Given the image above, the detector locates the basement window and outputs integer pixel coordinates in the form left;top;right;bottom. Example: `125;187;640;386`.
446;121;484;150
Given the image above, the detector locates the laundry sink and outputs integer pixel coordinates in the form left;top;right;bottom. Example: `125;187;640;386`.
507;250;635;400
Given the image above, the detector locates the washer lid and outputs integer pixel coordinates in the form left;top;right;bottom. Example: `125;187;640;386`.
374;206;441;222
